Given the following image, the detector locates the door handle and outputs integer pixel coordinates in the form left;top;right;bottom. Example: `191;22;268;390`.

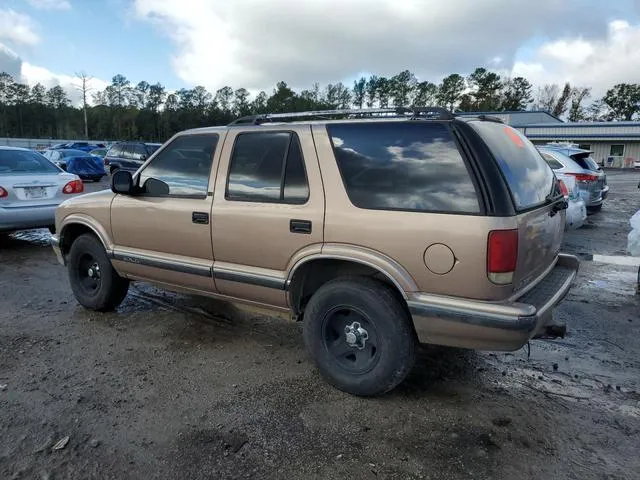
192;211;209;225
290;219;312;234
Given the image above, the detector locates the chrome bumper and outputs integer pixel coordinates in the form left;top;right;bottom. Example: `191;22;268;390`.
408;254;579;351
50;234;65;265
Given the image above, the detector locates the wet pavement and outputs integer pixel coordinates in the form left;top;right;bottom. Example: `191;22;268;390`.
1;171;639;480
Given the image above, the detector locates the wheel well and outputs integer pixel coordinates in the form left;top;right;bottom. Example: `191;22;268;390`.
288;259;408;319
59;223;96;257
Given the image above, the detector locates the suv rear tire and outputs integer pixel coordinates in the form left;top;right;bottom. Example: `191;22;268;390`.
303;277;416;396
67;233;129;311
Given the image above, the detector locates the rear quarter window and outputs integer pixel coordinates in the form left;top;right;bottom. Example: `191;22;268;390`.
327;122;480;214
107;144;123;157
470;122;555;211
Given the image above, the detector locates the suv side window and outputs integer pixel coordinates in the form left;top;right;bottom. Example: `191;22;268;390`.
121;145;134;160
138;134;219;198
540;152;564;170
107;144;123;158
130;144;147;161
226;132;309;204
327;122;480;213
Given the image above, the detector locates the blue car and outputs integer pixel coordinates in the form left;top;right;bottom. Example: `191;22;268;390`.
42;149;105;182
51;142;106;153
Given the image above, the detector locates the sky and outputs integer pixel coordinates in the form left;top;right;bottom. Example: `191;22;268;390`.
1;0;640;106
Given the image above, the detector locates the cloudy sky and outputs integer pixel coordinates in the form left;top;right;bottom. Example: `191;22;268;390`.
1;0;640;104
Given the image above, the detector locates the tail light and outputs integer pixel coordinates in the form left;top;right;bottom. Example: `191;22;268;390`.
62;179;84;194
0;186;7;198
558;179;569;198
566;173;598;182
487;229;518;285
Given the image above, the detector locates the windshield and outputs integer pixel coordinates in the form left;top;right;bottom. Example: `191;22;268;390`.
0;150;61;174
470;122;556;211
61;149;88;158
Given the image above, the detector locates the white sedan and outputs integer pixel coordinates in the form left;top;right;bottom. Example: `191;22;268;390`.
0;146;84;232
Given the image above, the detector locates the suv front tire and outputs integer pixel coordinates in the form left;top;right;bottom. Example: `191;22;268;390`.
67;233;129;311
303;277;417;396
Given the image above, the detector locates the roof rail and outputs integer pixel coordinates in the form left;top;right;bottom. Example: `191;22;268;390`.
227;106;455;126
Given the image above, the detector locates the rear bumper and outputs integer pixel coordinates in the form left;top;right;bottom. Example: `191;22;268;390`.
0;204;57;231
408;254;579;351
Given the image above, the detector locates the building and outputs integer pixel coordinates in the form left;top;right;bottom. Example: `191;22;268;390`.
518;122;640;168
458;110;639;168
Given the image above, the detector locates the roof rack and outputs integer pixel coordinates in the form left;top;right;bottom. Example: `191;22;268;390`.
227;106;455;126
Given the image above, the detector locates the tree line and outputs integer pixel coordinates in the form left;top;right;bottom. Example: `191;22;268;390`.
1;68;639;142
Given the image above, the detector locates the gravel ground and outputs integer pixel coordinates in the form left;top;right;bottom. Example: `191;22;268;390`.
1;171;639;480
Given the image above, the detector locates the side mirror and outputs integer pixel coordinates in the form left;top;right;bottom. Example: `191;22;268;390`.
142;177;170;196
111;170;135;195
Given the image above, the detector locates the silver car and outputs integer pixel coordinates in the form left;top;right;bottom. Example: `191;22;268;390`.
538;146;609;212
0;147;84;232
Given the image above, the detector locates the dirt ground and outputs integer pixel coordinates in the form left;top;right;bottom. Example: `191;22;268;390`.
1;171;639;480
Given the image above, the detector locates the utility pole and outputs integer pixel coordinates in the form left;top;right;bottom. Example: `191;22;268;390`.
74;72;93;139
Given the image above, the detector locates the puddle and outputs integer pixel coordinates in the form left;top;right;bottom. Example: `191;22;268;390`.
8;229;52;247
588;270;638;296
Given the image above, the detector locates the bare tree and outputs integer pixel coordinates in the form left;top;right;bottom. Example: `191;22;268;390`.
74;72;93;139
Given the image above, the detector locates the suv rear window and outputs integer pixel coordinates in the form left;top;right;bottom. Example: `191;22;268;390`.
470;122;555;211
327;122;480;213
570;153;600;171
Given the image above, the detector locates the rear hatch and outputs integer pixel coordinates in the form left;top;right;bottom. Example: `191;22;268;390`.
570;151;607;192
469;122;565;293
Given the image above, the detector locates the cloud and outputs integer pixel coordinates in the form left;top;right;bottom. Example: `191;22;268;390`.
0;43;23;79
24;0;71;10
20;62;109;104
512;20;640;97
0;8;39;46
133;0;620;93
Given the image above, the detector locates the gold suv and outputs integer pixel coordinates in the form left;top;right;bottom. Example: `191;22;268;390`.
51;107;579;396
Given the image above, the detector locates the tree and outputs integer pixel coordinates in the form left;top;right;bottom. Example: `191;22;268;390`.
251;91;268;114
436;73;465;110
266;82;296;112
135;81;150;109
413;81;437;107
10;82;30;136
233;88;250;116
75;72;93;138
568;87;591;122
324;82;351;109
214;86;233;113
533;84;560;112
390;70;417;107
30;83;46;104
467;67;502;111
602;83;640;120
501;77;532;111
106;74;131;107
365;75;379;108
552;83;572;118
376;77;392;108
352;77;367;108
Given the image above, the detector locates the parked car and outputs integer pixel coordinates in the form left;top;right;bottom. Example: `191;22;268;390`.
0;146;84;232
103;142;162;175
89;148;108;158
539;152;587;229
51;107;578;396
51;142;106;153
540;145;608;212
42;149;105;182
